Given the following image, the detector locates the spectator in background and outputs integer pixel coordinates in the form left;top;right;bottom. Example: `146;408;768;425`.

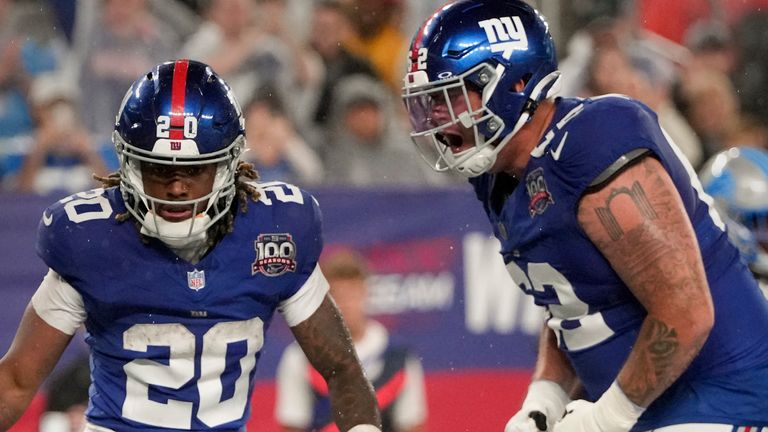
346;0;409;93
584;45;638;97
253;0;324;131
683;21;736;76
182;0;299;112
77;0;178;146
146;0;202;44
559;6;690;99
604;48;704;167
16;73;106;195
732;10;768;125
726;115;768;151
630;55;704;168
307;0;377;129
559;16;631;98
581;41;703;168
0;0;68;183
243;87;324;185
276;249;427;432
678;67;743;161
0;0;34;181
323;75;449;187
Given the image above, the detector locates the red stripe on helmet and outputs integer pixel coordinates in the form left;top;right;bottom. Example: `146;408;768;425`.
169;59;189;140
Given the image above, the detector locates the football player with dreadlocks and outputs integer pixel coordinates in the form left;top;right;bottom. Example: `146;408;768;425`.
0;60;381;432
402;1;768;431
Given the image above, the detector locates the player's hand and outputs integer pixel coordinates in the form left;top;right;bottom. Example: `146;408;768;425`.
552;383;643;432
504;409;550;432
504;380;570;432
552;400;603;432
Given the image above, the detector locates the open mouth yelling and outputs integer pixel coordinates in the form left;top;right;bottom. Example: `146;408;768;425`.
437;131;465;151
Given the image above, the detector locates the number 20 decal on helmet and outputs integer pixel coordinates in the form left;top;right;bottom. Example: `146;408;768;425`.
402;0;562;177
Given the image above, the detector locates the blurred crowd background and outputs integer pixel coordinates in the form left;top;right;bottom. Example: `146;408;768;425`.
2;0;768;195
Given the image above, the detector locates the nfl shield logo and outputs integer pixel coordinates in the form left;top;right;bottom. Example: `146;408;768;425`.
187;269;206;291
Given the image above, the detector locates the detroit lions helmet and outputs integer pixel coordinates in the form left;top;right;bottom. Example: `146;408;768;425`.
402;0;561;177
699;147;768;277
114;59;245;246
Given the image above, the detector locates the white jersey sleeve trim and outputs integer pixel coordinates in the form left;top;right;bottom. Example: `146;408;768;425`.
279;264;329;327
31;268;86;335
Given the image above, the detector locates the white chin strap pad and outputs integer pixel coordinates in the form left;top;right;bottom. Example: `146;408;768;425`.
455;146;498;177
140;212;212;249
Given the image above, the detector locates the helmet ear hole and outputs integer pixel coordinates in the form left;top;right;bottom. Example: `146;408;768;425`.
519;73;533;89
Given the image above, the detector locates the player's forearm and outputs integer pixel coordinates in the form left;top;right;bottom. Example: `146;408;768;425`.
0;367;38;429
0;397;33;429
327;368;381;431
616;312;712;407
291;297;382;431
532;325;579;392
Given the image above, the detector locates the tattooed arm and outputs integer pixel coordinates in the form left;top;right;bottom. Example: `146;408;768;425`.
291;295;381;431
553;156;714;432
577;156;714;407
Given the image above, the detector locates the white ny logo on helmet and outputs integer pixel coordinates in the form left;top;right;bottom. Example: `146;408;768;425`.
478;16;528;60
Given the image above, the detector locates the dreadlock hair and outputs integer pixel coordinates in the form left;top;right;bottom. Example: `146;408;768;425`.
93;161;261;249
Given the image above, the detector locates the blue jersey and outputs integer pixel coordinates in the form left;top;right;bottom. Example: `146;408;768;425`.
36;182;324;431
470;96;768;429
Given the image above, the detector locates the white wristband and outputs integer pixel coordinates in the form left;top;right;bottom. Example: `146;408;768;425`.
348;425;382;432
519;380;571;430
593;381;645;431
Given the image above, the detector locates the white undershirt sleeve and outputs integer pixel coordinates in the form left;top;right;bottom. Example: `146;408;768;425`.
274;342;314;428
278;264;330;327
393;355;428;429
31;268;86;335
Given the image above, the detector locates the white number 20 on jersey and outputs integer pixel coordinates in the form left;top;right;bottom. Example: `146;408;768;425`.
122;318;264;429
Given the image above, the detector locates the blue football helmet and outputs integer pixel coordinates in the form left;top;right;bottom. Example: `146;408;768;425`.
402;0;561;177
114;59;245;246
699;147;768;277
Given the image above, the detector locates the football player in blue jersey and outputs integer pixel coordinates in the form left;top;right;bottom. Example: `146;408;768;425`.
0;59;381;432
402;1;768;432
699;147;768;294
